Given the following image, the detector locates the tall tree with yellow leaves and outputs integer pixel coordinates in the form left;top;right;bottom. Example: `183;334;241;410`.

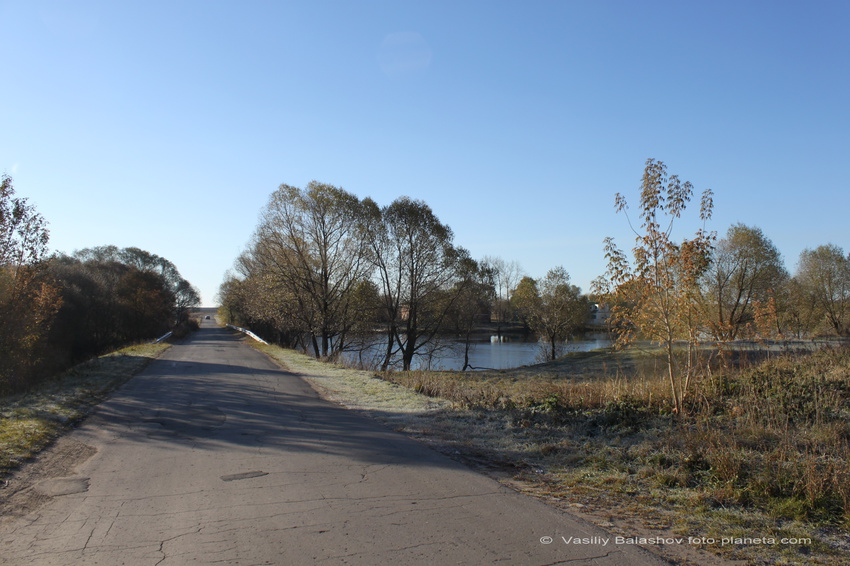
597;159;714;415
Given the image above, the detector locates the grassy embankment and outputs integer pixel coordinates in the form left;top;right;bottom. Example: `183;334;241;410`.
257;340;850;565
0;342;171;479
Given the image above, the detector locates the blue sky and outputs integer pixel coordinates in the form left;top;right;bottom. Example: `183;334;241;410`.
2;0;848;306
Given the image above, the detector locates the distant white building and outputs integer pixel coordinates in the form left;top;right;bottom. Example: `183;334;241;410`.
588;303;611;328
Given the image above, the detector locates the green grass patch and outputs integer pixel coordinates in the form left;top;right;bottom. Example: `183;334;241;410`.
0;342;170;478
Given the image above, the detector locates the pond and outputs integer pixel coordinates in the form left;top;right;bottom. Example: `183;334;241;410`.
342;334;612;371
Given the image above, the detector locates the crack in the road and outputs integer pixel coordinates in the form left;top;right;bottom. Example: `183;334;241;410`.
153;527;202;566
80;525;96;553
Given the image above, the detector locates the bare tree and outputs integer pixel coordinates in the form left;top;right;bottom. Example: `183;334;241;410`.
481;255;523;337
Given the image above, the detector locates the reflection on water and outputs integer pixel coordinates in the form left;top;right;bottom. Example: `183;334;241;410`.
343;335;612;371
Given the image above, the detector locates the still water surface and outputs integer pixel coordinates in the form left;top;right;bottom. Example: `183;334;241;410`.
343;335;612;371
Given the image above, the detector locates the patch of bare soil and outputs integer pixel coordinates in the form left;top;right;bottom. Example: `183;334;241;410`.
0;435;96;525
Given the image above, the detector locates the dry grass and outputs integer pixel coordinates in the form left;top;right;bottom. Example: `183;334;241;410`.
258;340;850;565
0;342;170;478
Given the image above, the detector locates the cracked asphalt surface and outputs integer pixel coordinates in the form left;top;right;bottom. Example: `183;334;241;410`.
0;320;669;565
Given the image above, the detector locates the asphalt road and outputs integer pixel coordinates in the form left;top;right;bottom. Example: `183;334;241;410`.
0;320;669;565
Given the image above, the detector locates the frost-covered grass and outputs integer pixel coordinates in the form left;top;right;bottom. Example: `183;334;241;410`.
255;340;850;565
0;342;170;477
254;343;454;435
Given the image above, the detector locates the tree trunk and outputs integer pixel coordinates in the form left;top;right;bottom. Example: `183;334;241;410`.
666;340;681;415
401;332;416;371
381;325;395;371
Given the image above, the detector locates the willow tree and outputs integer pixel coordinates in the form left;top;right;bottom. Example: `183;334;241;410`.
255;182;373;358
367;197;471;371
598;159;714;415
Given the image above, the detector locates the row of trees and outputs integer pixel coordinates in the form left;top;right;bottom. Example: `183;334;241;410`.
598;159;850;413
701;228;850;341
221;173;848;376
0;174;200;394
46;246;200;365
219;183;593;370
219;182;602;371
219;182;598;370
219;183;504;370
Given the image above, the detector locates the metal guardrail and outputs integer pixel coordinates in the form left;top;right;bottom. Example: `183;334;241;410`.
226;324;269;345
153;331;173;344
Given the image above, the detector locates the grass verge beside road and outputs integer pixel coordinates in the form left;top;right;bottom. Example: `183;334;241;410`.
257;339;850;565
0;342;170;479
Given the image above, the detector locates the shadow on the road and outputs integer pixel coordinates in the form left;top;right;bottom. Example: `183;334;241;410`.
88;326;462;470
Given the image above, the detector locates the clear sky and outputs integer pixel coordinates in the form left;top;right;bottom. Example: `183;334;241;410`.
2;0;848;306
